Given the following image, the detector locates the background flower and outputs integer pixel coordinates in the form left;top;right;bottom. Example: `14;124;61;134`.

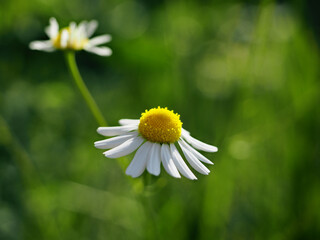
29;18;112;56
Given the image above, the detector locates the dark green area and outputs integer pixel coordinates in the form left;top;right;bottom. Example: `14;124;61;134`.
0;0;320;239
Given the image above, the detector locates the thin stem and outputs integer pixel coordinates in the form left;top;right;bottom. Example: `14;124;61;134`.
64;51;144;192
65;51;107;126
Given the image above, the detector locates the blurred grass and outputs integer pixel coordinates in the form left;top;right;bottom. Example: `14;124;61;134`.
1;0;320;239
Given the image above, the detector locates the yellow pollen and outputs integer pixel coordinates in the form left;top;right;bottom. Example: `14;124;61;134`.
52;27;89;50
139;107;182;143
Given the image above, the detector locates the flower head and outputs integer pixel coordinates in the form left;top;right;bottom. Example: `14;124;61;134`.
29;17;112;56
95;107;218;180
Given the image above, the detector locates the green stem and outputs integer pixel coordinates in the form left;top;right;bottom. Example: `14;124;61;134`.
64;51;148;200
65;51;107;126
64;51;144;191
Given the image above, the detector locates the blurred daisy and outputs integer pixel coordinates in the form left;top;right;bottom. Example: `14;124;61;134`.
95;107;218;180
29;17;112;56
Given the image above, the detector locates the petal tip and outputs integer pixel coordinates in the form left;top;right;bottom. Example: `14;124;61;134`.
103;152;113;158
94;142;103;149
206;146;218;152
149;171;160;177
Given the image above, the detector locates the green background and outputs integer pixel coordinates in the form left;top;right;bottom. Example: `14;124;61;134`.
0;0;320;239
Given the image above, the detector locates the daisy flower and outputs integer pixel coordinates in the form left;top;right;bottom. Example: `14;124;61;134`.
95;107;218;180
29;17;112;56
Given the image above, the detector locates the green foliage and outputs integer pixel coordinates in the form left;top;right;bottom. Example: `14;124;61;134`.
0;0;320;239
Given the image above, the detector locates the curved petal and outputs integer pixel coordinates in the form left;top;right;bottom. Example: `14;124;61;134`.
178;140;210;175
125;141;151;177
147;143;161;176
60;29;69;48
182;128;190;136
86;20;98;37
179;139;213;165
45;17;59;39
119;119;140;126
85;46;112;56
77;20;87;36
161;144;180;178
94;132;138;149
69;21;76;30
181;131;218;152
29;40;55;52
97;125;138;136
103;136;144;158
88;34;112;47
170;143;197;180
69;21;77;43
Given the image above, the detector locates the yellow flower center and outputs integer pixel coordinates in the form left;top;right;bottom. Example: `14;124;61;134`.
52;27;89;50
139;107;182;143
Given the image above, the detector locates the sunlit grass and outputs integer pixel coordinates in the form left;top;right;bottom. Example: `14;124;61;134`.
0;1;319;240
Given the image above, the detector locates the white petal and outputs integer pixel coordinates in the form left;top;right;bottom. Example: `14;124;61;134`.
44;26;52;39
161;144;180;178
29;40;55;52
77;23;87;41
78;20;87;29
77;21;87;35
119;119;140;126
182;131;218;152
125;141;151;177
94;132;138;149
170;143;197;180
182;128;190;136
97;125;138;136
180;139;213;165
103;136;144;158
45;17;59;39
86;20;98;37
60;29;69;48
69;21;76;29
179;140;210;175
69;22;77;42
88;34;112;47
146;143;161;176
85;46;112;56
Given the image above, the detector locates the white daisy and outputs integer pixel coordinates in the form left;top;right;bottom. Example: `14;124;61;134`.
29;17;112;56
95;107;218;180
